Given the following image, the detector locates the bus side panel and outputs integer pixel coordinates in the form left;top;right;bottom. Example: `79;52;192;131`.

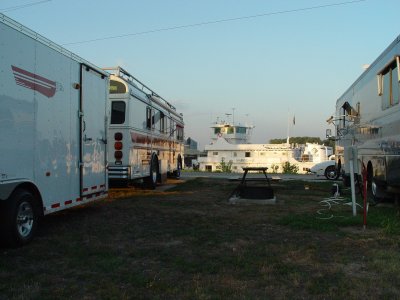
129;98;151;177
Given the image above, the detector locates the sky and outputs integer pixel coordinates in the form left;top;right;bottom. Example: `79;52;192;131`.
1;0;399;149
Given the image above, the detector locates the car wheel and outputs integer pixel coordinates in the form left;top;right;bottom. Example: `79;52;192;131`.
324;165;338;180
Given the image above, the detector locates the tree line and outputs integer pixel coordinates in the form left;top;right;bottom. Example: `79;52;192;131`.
269;136;334;148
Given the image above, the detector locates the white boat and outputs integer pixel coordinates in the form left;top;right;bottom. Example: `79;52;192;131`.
198;121;333;174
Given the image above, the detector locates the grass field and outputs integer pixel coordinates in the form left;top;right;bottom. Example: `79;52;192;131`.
1;177;400;299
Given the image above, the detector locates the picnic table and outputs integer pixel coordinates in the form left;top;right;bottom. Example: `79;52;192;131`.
240;167;271;186
229;166;274;200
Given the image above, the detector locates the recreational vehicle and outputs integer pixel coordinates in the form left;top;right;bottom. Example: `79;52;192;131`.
104;67;184;188
0;13;109;245
331;34;400;202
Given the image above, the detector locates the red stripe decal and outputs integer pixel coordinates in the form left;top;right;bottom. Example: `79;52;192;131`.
83;188;89;192
51;203;60;208
76;198;82;202
11;65;57;98
65;200;73;205
91;185;97;190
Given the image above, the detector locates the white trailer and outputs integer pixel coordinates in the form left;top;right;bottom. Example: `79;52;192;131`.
331;34;400;202
0;13;109;245
104;67;184;188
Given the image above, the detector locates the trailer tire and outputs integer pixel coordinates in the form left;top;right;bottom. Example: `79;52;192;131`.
1;189;39;247
145;156;159;189
324;165;338;180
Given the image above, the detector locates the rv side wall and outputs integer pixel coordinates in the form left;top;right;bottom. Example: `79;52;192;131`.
335;35;400;195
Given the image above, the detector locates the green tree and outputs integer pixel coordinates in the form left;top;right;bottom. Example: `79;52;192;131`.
269;137;322;144
322;139;335;148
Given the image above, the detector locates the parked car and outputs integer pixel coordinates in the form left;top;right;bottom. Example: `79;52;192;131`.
308;156;339;180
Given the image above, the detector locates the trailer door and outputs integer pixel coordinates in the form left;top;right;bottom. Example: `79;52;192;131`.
80;65;108;196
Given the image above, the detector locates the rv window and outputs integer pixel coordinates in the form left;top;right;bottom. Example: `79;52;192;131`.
227;127;234;134
110;101;126;124
109;80;127;94
160;112;165;133
146;107;152;129
379;58;400;109
245;152;251;157
214;128;221;134
382;67;399;109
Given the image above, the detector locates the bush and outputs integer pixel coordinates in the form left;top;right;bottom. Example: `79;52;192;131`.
282;161;299;174
270;164;279;173
216;158;233;173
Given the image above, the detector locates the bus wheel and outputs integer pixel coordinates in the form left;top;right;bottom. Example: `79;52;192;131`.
145;157;159;189
2;189;39;246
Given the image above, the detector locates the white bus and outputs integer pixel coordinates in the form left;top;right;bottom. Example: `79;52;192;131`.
104;67;184;188
0;13;109;245
332;34;400;202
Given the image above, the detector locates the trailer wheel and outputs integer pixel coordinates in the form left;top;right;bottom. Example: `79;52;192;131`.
324;165;338;180
2;189;39;246
145;157;159;189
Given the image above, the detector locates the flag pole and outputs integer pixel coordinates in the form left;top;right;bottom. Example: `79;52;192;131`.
286;110;290;145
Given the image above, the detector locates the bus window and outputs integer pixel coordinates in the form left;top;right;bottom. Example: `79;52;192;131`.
170;119;175;136
176;125;184;141
160;111;165;133
111;101;126;124
109;80;127;94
